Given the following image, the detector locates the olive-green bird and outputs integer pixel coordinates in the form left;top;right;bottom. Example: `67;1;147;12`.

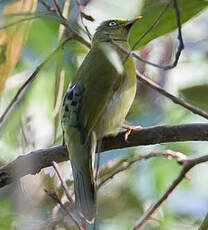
61;18;139;222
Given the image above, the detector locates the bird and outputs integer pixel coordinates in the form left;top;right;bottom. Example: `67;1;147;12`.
61;17;140;222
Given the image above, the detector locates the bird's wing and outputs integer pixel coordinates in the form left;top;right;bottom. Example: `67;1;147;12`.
75;44;124;139
61;82;84;129
61;83;96;221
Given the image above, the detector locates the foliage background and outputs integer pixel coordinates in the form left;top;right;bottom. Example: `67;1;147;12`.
0;0;208;229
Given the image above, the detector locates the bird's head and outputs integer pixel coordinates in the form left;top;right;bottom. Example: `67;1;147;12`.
92;17;141;43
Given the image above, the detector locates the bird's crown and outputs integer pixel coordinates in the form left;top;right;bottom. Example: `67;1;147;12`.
93;17;141;43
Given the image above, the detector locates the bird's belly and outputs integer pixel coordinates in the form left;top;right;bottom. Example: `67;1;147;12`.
95;80;136;137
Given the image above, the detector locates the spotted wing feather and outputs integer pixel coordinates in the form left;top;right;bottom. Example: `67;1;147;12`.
61;82;84;128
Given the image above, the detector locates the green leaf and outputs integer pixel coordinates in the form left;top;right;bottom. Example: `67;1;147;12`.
180;85;208;112
199;213;208;230
0;198;15;229
129;0;208;49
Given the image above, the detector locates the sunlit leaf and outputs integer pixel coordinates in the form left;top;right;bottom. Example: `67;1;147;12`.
0;0;37;97
129;0;208;49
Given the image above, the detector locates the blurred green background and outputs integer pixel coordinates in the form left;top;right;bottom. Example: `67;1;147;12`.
0;0;208;229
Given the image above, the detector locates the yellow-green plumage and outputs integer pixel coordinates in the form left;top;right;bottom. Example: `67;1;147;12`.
61;18;139;222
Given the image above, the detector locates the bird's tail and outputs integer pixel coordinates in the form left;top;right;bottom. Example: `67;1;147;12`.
72;161;95;222
67;129;96;222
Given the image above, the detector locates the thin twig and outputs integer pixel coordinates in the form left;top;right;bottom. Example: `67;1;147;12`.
52;161;86;225
122;0;184;70
199;213;208;230
113;38;208;120
136;70;208;120
113;34;206;130
0;37;71;130
75;0;94;22
39;0;56;12
53;0;63;17
112;40;171;69
98;150;187;189
52;161;74;203
45;190;85;230
132;154;208;229
75;0;93;40
169;0;184;69
39;1;91;48
75;0;84;13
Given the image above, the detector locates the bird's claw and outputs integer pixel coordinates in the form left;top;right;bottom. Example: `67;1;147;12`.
122;124;143;141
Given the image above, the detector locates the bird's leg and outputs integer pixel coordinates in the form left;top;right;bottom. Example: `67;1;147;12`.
122;124;143;141
62;130;65;146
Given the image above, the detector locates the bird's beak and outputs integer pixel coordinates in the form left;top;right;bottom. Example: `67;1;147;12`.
125;16;142;32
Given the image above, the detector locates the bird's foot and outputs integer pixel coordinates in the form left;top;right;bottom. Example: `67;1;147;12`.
122;124;143;141
62;137;65;146
62;131;66;146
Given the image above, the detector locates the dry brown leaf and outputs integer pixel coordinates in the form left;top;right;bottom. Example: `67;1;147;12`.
0;0;37;97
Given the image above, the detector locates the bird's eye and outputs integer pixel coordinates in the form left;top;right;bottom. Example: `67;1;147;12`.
108;21;117;27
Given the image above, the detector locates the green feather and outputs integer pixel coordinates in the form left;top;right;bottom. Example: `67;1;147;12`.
61;18;140;222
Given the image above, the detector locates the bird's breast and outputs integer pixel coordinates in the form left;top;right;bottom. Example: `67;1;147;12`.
95;58;137;137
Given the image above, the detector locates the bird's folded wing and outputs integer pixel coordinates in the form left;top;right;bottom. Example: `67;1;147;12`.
75;44;124;138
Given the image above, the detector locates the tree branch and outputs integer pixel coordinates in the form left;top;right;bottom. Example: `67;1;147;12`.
132;154;208;229
0;36;72;130
199;213;208;230
1;123;208;189
136;70;208;120
98;150;187;189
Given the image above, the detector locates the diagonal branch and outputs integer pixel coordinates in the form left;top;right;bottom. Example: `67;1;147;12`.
1;123;208;189
199;213;208;230
136;70;208;120
123;0;184;70
0;36;72;130
132;154;208;229
98;150;187;189
111;40;208;122
111;41;208;121
45;189;84;230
